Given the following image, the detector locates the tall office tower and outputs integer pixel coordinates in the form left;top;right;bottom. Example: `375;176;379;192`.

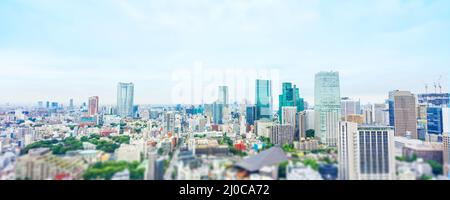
69;98;74;109
213;102;224;125
297;111;307;139
315;71;341;147
427;107;444;141
305;110;315;131
268;124;294;146
117;82;134;117
388;90;397;127
46;101;50;108
374;103;389;126
246;105;257;125
255;79;273;120
88;96;99;116
362;104;374;125
392;91;418;139
164;112;175;134
341;97;361;120
282;106;298;139
278;82;305;122
218;86;229;105
338;122;358;180
339;125;396;180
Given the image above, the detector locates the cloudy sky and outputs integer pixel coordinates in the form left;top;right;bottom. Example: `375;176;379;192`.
0;0;449;106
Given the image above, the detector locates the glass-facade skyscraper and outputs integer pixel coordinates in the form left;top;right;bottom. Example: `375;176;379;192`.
314;71;341;147
278;82;305;122
218;86;229;105
255;79;273;120
117;82;134;117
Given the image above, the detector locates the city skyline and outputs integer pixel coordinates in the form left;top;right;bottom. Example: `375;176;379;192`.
1;0;449;105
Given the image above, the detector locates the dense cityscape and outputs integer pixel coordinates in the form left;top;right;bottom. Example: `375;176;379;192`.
1;71;449;180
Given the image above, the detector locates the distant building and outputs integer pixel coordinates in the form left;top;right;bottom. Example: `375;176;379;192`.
403;142;444;167
391;91;418;139
213;102;224;125
339;124;396;180
418;93;450;107
346;114;364;124
163;112;175;134
117;82;134;117
255;79;273;120
88;96;99;116
278;82;304;122
246;105;257;125
341;97;361;120
315;71;341;147
268;124;294;146
374;103;389;126
281;106;298;139
218;86;229;105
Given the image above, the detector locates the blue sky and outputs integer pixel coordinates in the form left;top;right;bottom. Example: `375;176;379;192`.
0;0;449;105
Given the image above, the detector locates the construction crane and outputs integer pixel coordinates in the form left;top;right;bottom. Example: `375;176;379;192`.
433;82;437;94
438;75;442;93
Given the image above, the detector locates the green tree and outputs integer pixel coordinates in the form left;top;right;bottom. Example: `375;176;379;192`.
278;161;289;179
427;160;443;175
303;158;319;171
306;129;315;138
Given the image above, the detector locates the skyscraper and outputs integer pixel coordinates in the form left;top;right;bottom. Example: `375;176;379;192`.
218;86;229;105
255;79;273;120
392;91;418;139
213;102;224;125
427;107;444;139
69;98;74;109
315;71;341;147
339;124;396;180
88;96;99;116
164;112;176;134
338;121;358;180
117;82;134;118
278;82;304;122
246;105;257;125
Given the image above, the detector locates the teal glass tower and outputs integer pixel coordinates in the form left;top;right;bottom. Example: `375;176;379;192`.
278;82;305;122
256;79;273;120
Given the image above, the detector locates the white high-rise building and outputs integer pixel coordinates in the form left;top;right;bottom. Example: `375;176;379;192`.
339;124;396;180
315;71;341;147
117;82;134;117
338;121;358;180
